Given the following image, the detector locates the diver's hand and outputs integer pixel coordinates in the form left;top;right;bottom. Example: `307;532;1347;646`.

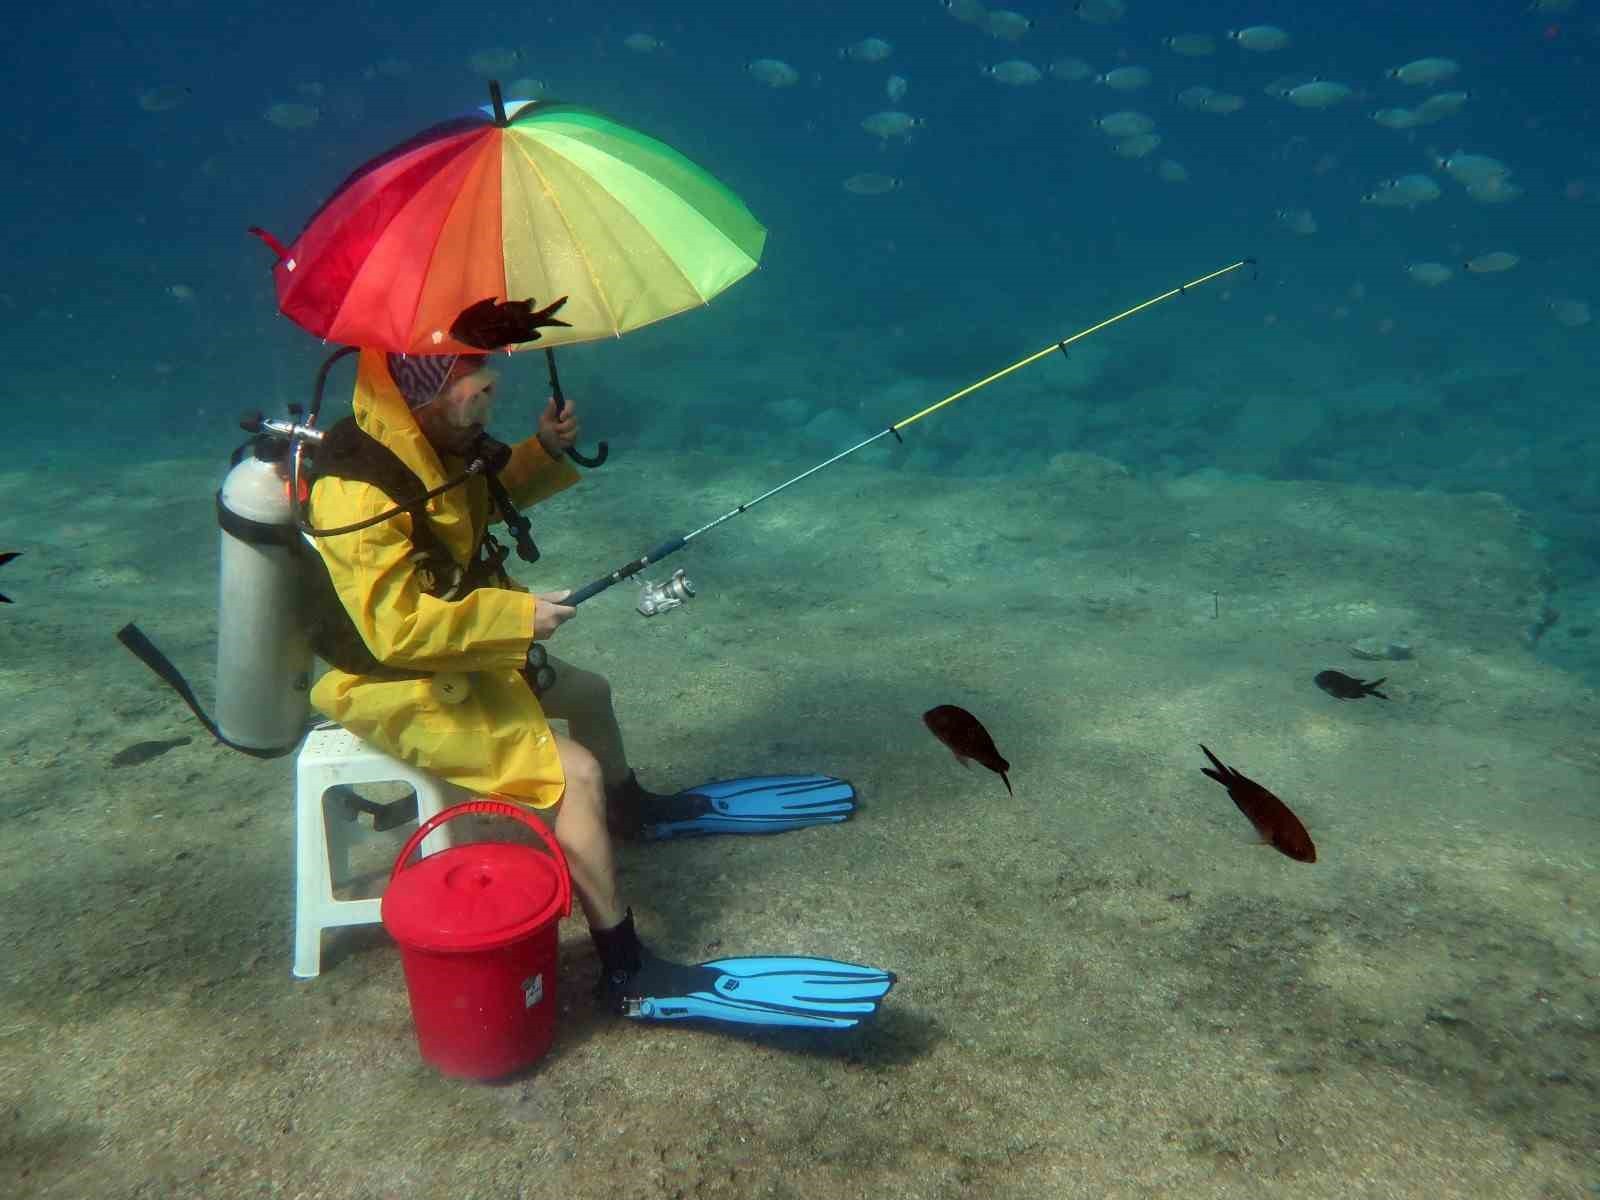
537;396;578;458
533;589;575;639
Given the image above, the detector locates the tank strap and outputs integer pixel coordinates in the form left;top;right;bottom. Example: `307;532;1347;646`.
299;418;511;675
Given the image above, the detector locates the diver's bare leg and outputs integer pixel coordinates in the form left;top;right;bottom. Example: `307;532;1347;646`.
550;731;624;928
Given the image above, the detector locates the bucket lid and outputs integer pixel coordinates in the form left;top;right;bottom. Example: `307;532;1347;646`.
383;842;566;953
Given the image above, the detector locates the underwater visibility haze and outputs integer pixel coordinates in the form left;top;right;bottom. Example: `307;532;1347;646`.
1;1;1598;1197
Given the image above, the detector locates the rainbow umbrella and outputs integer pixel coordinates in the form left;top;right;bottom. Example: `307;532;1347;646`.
251;92;766;356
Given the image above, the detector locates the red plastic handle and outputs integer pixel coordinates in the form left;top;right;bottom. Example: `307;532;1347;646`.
388;799;571;918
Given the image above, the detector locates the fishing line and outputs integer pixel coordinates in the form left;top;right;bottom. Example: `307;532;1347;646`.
570;258;1255;609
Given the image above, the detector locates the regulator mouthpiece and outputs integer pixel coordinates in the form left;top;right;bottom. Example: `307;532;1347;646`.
637;568;695;617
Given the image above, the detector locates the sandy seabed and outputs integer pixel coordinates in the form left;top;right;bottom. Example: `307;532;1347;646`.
1;443;1596;1199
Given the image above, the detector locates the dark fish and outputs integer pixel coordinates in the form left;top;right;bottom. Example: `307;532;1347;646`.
111;736;191;768
923;705;1011;794
450;294;570;350
1314;670;1388;700
1197;744;1316;863
0;550;18;603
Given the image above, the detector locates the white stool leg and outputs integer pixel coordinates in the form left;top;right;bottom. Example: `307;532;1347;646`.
412;774;460;857
293;775;335;980
292;727;475;979
323;789;360;885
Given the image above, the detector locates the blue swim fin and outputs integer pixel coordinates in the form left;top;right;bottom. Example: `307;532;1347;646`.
617;954;896;1029
640;774;856;841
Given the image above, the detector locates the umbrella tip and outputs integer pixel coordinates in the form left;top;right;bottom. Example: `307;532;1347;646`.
488;80;507;125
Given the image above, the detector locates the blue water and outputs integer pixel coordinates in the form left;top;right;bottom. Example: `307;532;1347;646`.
10;1;1598;576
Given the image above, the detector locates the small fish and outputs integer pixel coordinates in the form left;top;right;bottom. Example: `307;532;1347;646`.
1314;670;1389;700
1156;158;1189;183
747;58;800;88
1200;92;1246;114
1073;0;1125;25
1198;745;1316;863
1286;80;1352;108
1229;25;1291;52
923;705;1011;795
1545;297;1592;328
1094;109;1154;137
264;101;319;130
1371;106;1422;130
1362;173;1441;208
1163;33;1216;57
987;8;1035;39
1465;250;1520;273
943;0;989;26
0;550;18;602
1049;56;1095;82
1406;261;1454;286
861;110;924;139
623;33;664;54
1386;57;1460;86
1275;207;1318;235
1465;175;1521;204
843;172;902;195
111;736;192;768
841;37;894;63
885;73;908;102
1097;66;1152;91
1111;132;1161;158
983;59;1043;85
1436;151;1509;185
1415;90;1470;123
136;84;192;113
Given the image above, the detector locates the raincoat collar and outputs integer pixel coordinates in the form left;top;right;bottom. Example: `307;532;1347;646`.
348;348;484;564
352;348;456;490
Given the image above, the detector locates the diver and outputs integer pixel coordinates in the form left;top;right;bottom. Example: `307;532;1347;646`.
304;348;653;992
301;347;888;1025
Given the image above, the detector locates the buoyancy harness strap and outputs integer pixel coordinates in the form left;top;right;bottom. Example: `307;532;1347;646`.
299;417;514;677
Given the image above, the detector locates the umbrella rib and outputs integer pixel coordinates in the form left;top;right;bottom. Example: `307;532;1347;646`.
509;139;623;334
512;132;716;334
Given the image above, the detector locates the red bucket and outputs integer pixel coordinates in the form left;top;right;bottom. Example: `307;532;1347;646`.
382;800;571;1080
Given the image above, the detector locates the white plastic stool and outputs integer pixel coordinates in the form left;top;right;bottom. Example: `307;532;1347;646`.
293;723;465;979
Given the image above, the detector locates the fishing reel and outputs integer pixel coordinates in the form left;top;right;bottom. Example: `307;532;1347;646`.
637;568;695;617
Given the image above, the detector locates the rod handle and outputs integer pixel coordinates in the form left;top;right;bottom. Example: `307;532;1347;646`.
566;536;688;606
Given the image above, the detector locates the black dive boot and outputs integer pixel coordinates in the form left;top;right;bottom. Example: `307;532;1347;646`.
588;908;680;1014
604;770;677;841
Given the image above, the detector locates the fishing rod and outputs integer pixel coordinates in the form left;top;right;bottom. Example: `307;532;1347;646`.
574;258;1255;616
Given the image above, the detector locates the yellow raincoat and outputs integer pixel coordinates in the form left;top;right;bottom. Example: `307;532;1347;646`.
307;349;581;807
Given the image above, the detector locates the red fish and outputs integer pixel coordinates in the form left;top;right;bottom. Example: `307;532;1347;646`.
1197;745;1316;863
923;705;1011;794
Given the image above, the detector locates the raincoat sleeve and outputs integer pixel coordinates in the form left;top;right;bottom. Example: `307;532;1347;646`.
310;477;536;672
499;436;582;511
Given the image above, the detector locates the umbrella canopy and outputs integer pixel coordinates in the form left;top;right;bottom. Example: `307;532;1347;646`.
255;97;766;355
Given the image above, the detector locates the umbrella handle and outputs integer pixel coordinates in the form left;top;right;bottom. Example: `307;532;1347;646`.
545;348;608;468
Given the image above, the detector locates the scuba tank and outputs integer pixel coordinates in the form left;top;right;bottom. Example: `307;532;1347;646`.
114;350;358;760
117;425;319;760
214;446;313;752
